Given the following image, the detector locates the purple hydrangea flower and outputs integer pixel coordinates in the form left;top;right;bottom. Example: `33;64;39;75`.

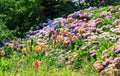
35;26;40;30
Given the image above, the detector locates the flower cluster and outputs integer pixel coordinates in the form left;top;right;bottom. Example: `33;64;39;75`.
93;41;120;75
100;57;120;76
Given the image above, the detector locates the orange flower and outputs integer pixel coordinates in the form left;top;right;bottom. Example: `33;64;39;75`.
33;59;40;68
77;28;83;33
60;28;64;34
9;43;14;48
57;35;63;41
22;48;27;55
1;50;5;57
36;46;42;53
22;48;26;52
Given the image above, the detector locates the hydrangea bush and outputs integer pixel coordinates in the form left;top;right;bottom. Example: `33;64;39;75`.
0;5;120;76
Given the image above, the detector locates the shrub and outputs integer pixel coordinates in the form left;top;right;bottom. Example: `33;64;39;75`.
41;0;79;18
73;0;116;8
0;19;15;41
0;0;43;37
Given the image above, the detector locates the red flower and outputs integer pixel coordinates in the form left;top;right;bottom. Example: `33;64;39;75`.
33;59;40;68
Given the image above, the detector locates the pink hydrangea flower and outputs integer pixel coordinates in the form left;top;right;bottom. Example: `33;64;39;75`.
100;12;107;17
93;62;104;70
108;6;114;12
102;58;111;66
79;13;88;19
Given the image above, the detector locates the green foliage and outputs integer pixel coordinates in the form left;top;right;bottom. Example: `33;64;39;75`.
74;37;83;50
99;38;112;50
0;58;9;71
0;19;15;40
0;0;43;37
41;0;79;18
57;22;62;28
96;38;112;58
74;0;116;8
106;50;115;58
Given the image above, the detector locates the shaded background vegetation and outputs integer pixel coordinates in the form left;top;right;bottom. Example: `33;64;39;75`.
0;0;119;40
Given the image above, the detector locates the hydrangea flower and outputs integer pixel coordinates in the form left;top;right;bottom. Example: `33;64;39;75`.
114;43;120;54
108;6;114;12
